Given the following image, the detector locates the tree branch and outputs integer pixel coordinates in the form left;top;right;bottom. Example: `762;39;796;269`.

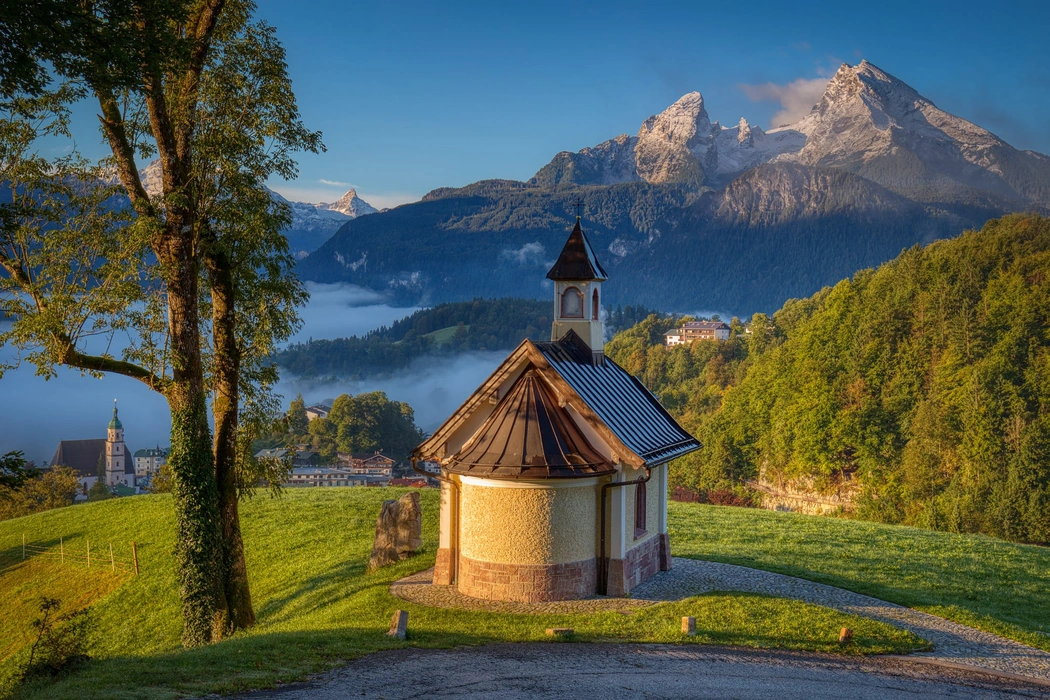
96;88;154;217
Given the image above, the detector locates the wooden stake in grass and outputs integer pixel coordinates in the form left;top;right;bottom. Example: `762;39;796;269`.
131;541;139;575
22;533;25;560
682;616;697;636
110;542;115;571
87;539;90;568
839;627;853;645
60;537;64;564
387;609;408;640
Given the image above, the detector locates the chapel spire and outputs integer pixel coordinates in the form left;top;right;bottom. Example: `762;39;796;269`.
547;215;606;364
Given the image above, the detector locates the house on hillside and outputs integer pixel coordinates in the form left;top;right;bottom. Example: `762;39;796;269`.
305;404;331;421
664;320;730;347
412;216;700;602
337;451;396;476
50;401;136;494
254;447;292;461
389;477;430;488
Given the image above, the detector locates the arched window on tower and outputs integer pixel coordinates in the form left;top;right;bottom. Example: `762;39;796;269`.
592;288;599;321
561;286;583;318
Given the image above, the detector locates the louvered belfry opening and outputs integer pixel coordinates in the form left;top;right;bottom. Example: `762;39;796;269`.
446;369;614;479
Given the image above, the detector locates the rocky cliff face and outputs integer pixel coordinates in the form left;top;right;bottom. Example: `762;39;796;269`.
782;61;1050;205
531;61;1050;208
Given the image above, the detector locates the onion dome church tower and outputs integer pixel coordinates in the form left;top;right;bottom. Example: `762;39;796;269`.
413;215;700;602
105;400;127;486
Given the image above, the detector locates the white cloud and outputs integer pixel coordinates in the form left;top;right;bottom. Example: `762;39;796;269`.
500;241;547;266
319;178;352;187
739;77;830;128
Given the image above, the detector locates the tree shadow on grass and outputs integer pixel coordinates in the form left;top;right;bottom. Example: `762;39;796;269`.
254;552;436;625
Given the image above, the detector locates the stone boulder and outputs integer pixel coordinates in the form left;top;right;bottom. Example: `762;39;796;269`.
367;491;423;572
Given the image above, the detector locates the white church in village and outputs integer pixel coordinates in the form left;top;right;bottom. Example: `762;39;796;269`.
412;216;700;601
50;401;136;494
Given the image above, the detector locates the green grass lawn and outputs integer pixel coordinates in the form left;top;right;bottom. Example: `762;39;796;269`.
669;502;1050;651
421;325;468;346
1;490;1040;699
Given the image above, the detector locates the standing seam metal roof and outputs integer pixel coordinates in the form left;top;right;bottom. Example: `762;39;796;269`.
446;370;614;479
535;337;700;465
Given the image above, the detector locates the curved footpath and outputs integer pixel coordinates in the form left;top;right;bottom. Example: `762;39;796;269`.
393;557;1050;684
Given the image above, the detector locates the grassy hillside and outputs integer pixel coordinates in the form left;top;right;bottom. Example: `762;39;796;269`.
6;491;1049;698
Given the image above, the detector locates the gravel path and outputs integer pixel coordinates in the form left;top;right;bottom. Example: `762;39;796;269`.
391;557;1050;684
241;644;1048;699
632;558;1050;684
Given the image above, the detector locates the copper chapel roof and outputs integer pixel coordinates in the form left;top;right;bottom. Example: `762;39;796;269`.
445;368;615;479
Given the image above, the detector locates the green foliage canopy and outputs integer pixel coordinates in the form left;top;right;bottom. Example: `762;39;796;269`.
608;215;1050;544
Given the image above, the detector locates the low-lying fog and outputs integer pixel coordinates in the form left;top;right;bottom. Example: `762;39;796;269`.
0;283;504;464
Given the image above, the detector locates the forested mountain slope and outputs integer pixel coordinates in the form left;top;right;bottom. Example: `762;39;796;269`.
607;214;1050;543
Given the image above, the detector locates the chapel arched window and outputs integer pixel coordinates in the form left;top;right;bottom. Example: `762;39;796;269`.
592;288;600;321
561;287;583;318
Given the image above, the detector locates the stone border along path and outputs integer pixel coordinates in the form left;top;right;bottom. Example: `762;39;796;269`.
390;557;1050;684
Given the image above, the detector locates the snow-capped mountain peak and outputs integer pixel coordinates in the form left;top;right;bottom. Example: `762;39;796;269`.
134;160;378;256
322;189;378;218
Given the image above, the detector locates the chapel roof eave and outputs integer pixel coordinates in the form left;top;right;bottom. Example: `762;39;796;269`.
412;332;702;472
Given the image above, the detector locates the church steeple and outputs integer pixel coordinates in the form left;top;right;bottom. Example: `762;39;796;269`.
547;216;607;364
105;399;126;487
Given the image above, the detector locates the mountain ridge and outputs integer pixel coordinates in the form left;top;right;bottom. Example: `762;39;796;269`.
297;60;1049;314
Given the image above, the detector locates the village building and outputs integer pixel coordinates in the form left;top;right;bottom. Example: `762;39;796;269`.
286;467;372;488
412;217;700;602
304;404;331;421
50;401;136;494
337;451;396;477
389;477;430;488
664;320;730;347
134;446;169;480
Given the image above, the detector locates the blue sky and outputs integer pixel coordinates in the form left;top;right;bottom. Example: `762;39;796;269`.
66;0;1050;209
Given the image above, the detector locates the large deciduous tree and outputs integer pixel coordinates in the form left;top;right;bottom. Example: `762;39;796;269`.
0;0;319;645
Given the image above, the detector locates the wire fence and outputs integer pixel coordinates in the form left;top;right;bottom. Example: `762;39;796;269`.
5;533;139;574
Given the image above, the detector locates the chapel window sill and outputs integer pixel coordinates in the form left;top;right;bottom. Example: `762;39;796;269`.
634;528;648;540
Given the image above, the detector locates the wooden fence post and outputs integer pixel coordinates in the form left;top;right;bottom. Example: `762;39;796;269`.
109;542;114;572
60;537;64;564
86;539;90;568
131;541;139;575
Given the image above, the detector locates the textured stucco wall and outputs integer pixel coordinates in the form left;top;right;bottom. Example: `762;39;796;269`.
459;481;598;565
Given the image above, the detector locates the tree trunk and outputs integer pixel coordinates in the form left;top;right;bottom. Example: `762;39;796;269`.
208;249;255;630
162;220;228;647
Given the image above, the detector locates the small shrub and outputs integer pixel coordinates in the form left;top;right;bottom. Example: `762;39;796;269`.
20;597;92;681
671;486;702;503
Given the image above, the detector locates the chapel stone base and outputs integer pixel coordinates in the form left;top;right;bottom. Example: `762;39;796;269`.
457;555;596;602
606;535;663;597
659;533;672;572
433;547;454;586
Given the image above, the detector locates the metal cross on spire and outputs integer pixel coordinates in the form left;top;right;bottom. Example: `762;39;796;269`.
572;196;584;219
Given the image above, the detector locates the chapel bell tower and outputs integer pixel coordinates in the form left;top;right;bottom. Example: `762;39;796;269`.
547;216;608;364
